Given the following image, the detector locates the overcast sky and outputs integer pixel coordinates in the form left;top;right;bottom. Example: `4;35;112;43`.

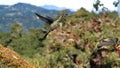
0;0;117;11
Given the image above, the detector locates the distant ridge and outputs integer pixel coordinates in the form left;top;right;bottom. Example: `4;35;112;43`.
0;3;59;32
41;5;75;11
41;5;66;10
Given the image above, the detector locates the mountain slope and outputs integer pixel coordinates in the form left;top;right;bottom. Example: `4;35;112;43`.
42;9;120;68
0;7;120;68
0;3;58;32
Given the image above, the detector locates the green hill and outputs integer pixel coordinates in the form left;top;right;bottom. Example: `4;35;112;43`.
0;3;58;32
0;7;120;68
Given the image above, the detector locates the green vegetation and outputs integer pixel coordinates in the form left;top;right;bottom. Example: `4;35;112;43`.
0;6;120;68
0;3;59;32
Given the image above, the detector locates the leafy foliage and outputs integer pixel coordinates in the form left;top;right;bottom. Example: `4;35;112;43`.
0;7;120;68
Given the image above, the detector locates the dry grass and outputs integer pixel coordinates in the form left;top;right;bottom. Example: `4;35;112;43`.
0;44;36;68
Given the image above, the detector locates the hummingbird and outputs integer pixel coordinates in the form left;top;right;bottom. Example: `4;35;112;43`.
35;13;63;41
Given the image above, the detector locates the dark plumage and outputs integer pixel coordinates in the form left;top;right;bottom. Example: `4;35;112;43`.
35;13;54;25
35;12;63;41
39;27;56;41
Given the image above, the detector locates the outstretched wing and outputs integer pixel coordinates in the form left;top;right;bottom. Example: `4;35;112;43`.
46;16;54;22
39;27;56;41
35;13;54;25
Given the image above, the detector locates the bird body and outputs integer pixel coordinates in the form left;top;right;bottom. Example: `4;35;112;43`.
50;15;62;29
35;13;62;29
35;13;63;40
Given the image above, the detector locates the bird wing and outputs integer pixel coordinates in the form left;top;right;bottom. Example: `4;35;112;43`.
35;13;54;25
46;16;54;22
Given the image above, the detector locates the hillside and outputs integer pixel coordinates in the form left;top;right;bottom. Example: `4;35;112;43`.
0;8;120;68
42;8;120;68
0;44;35;68
0;3;58;32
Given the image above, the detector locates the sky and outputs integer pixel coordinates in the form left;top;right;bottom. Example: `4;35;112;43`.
0;0;118;11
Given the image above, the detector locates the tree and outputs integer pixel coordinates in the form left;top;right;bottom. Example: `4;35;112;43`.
93;0;104;11
11;23;23;38
113;0;120;7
